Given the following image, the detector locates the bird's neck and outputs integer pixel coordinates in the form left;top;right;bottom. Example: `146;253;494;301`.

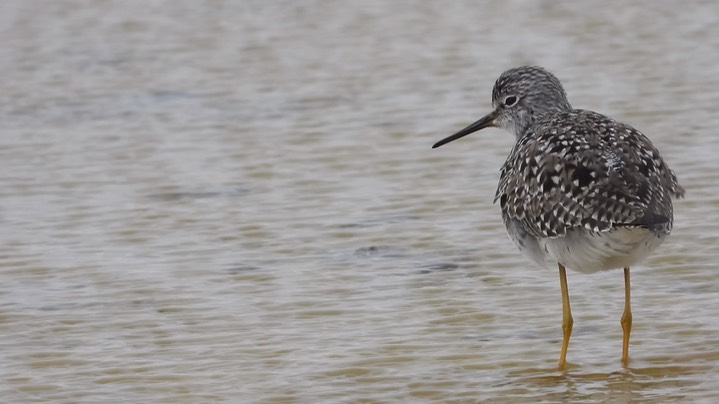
514;103;572;139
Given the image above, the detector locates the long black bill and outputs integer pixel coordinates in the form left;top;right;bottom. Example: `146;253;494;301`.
432;110;497;149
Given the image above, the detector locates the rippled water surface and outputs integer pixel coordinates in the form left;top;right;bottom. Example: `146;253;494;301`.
2;1;719;402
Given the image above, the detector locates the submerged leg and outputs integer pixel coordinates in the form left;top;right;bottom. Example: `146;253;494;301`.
621;267;632;366
558;263;573;370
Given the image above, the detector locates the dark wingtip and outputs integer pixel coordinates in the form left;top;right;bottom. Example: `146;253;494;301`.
674;184;686;199
637;211;670;227
616;211;670;232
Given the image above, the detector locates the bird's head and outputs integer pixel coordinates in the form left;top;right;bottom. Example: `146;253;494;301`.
433;66;572;148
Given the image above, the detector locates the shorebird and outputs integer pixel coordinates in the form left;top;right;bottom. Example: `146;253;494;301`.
432;66;684;369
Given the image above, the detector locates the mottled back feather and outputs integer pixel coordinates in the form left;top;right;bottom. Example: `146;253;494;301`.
494;109;684;238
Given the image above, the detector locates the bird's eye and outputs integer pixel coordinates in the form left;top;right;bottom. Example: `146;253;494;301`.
504;96;518;107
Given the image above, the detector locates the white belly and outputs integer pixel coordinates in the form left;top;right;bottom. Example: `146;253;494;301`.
505;220;668;273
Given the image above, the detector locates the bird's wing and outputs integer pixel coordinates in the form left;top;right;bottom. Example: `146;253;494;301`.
493;110;682;238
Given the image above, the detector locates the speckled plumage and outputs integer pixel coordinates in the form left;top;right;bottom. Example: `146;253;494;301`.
434;66;685;273
495;108;684;238
432;66;685;366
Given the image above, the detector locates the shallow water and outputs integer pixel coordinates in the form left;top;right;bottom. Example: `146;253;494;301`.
1;0;719;402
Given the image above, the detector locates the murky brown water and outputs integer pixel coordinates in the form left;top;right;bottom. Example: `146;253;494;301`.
1;0;718;402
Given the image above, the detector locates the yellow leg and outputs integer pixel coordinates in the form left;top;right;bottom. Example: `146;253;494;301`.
621;267;632;366
558;263;573;370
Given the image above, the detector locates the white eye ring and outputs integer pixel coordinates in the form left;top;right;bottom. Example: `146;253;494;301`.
504;96;518;107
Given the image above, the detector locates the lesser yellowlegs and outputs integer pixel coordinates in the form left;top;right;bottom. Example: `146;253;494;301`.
432;66;684;369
